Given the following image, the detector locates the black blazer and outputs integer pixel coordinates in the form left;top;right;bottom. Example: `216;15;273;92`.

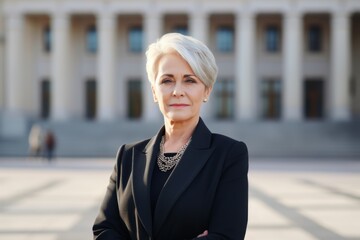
93;119;248;240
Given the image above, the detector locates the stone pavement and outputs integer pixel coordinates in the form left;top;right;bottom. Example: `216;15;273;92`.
0;157;359;240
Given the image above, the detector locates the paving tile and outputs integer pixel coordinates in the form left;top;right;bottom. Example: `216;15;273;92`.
0;178;50;201
301;208;360;238
0;234;57;240
279;194;359;208
0;214;81;231
245;228;317;240
5;196;98;213
248;198;291;226
1;157;360;240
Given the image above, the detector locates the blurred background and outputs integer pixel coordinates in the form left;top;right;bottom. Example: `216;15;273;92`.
0;0;359;157
0;1;360;240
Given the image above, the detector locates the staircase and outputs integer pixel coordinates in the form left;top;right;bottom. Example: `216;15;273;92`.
1;119;359;158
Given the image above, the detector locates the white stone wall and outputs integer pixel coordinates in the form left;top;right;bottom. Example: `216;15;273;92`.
1;0;360;121
0;1;5;109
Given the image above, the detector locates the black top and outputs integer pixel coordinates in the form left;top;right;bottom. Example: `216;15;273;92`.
150;153;176;216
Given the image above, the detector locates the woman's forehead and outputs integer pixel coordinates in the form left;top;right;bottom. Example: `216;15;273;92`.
157;53;194;75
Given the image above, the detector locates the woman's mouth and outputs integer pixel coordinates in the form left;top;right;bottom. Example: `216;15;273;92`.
170;104;189;107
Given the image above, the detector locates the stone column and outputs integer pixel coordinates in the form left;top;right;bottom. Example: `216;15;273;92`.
235;11;256;120
0;13;6;108
190;10;208;44
51;12;70;120
5;12;24;112
97;12;117;121
283;11;303;120
190;10;212;119
143;11;162;121
330;11;351;121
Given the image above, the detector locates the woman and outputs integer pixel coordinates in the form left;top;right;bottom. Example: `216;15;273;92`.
93;33;248;240
28;124;43;158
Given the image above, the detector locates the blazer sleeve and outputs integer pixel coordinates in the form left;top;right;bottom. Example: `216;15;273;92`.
92;145;131;240
197;141;249;240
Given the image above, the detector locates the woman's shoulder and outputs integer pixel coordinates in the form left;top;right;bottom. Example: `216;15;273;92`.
114;138;152;166
210;133;248;172
211;133;248;153
119;138;152;152
211;133;245;145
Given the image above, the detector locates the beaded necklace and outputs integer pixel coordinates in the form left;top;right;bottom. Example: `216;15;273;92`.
157;136;192;172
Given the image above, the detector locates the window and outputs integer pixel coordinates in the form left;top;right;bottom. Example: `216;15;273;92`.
86;25;97;53
173;26;188;35
265;25;280;52
260;79;282;119
216;27;234;52
304;79;324;119
215;79;235;119
129;27;143;53
350;76;356;97
85;79;97;119
43;26;51;52
127;80;142;119
40;79;51;119
308;25;322;52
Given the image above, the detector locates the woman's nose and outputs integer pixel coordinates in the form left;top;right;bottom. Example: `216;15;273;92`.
172;83;184;97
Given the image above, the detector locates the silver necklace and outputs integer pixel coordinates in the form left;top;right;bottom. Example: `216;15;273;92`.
157;136;192;172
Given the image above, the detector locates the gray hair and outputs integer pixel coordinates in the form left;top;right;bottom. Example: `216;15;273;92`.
145;33;218;89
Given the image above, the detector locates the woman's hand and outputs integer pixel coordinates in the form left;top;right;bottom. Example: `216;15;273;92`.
197;230;208;237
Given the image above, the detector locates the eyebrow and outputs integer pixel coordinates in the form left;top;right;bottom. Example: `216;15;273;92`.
184;74;197;78
159;74;197;78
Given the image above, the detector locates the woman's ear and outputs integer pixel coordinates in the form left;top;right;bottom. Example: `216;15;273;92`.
151;85;158;103
204;86;213;101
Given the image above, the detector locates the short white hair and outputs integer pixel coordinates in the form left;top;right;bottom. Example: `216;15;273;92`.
145;33;218;88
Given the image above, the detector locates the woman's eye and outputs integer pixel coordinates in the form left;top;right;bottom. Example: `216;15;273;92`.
185;78;196;83
161;79;173;84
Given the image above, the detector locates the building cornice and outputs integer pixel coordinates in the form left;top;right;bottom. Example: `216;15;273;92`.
3;0;360;17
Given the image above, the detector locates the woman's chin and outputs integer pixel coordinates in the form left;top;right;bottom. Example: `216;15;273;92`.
164;113;198;124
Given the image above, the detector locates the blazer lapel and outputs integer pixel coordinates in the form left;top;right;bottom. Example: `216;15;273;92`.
132;127;164;237
153;119;214;235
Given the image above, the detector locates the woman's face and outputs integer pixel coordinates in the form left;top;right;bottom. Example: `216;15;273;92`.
152;52;212;124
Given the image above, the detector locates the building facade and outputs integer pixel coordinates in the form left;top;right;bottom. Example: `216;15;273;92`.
1;0;360;122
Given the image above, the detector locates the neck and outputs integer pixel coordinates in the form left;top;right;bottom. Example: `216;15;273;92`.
163;117;199;152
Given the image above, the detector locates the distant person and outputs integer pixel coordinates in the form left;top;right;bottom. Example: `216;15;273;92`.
44;130;56;162
28;124;43;158
93;33;249;239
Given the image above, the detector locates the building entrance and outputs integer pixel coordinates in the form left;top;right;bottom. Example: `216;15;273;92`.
40;80;51;119
127;80;142;119
304;79;324;119
85;80;97;119
215;79;234;119
260;79;282;119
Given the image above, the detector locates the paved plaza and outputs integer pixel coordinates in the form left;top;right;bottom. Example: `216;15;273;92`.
0;157;359;240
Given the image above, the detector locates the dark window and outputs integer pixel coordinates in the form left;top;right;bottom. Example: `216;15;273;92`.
86;25;97;53
43;26;51;52
350;76;356;97
129;27;143;53
127;80;142;119
215;79;234;119
304;79;324;119
85;79;97;119
173;26;188;35
308;25;322;52
40;80;51;119
216;27;234;52
265;25;280;52
261;79;282;119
